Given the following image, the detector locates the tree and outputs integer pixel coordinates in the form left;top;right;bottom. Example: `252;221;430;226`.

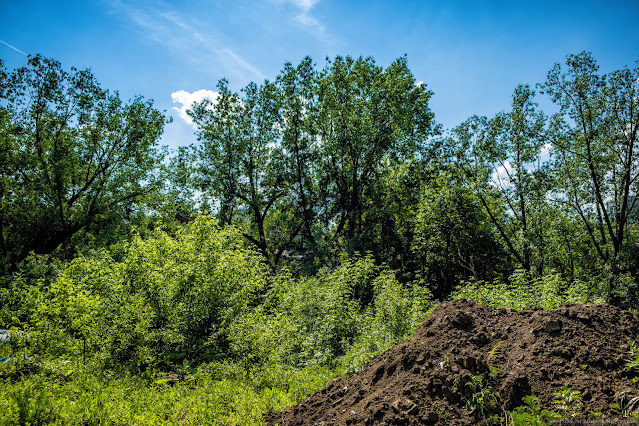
363;157;432;280
541;52;639;299
190;79;243;226
191;79;296;266
0;55;167;273
315;55;436;249
412;175;504;297
276;57;319;248
480;85;549;273
445;85;549;274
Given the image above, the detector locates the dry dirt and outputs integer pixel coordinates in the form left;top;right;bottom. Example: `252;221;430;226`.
266;298;639;425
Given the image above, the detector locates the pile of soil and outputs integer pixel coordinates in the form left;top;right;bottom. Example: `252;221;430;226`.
266;299;639;425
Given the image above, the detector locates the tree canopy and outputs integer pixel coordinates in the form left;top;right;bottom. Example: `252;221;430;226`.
0;55;167;273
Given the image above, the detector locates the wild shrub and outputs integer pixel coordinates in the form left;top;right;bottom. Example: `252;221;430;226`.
454;269;607;309
23;216;267;369
229;255;435;374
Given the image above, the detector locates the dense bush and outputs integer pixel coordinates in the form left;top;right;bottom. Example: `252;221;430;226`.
0;218;435;424
229;255;434;373
453;268;608;310
5;216;267;369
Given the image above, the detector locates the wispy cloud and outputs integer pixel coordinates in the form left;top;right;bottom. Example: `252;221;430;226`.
219;48;264;81
275;0;325;34
106;0;264;82
0;39;27;56
171;89;219;127
295;13;324;33
290;0;321;12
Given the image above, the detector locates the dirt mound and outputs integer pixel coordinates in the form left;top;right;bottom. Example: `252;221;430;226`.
266;299;639;425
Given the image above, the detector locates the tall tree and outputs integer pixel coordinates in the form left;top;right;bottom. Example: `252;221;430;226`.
191;79;295;266
276;57;318;247
541;52;639;299
481;84;548;273
445;85;549;274
0;55;167;273
315;56;436;248
190;79;243;226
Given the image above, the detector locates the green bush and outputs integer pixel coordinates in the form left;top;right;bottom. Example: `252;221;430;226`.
1;223;436;424
21;216;267;368
229;255;435;375
454;269;607;310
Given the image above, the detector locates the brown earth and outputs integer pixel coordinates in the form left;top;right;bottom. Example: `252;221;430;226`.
266;298;639;425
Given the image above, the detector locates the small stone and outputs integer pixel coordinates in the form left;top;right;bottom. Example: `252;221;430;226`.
546;320;562;333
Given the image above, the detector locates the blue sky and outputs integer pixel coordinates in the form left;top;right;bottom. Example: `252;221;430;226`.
1;0;638;151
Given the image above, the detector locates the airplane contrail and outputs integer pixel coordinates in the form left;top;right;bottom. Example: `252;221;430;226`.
0;39;27;56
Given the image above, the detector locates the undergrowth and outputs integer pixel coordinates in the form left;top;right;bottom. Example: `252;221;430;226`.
0;360;336;425
453;269;608;310
0;237;618;425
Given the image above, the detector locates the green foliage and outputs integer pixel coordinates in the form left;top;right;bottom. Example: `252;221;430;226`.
315;55;437;251
3;376;59;425
541;52;639;299
20;216;266;368
190;78;289;266
454;268;607;310
464;375;499;418
626;339;639;372
445;85;549;275
509;395;560;425
412;174;504;297
0;55;167;273
0;222;435;424
230;255;433;372
1;251;432;425
0;362;335;425
339;272;434;374
553;387;583;417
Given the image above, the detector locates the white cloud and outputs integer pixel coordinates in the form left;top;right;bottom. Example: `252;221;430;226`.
275;0;324;34
278;0;320;12
295;13;324;33
107;1;264;82
171;89;219;127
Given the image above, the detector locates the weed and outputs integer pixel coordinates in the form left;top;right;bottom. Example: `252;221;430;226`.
626;340;639;372
452;375;461;393
588;410;602;419
610;402;621;415
488;365;502;381
9;377;58;425
488;341;502;361
509;395;559;425
553;387;583;417
465;375;499;418
440;354;451;370
436;405;449;421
